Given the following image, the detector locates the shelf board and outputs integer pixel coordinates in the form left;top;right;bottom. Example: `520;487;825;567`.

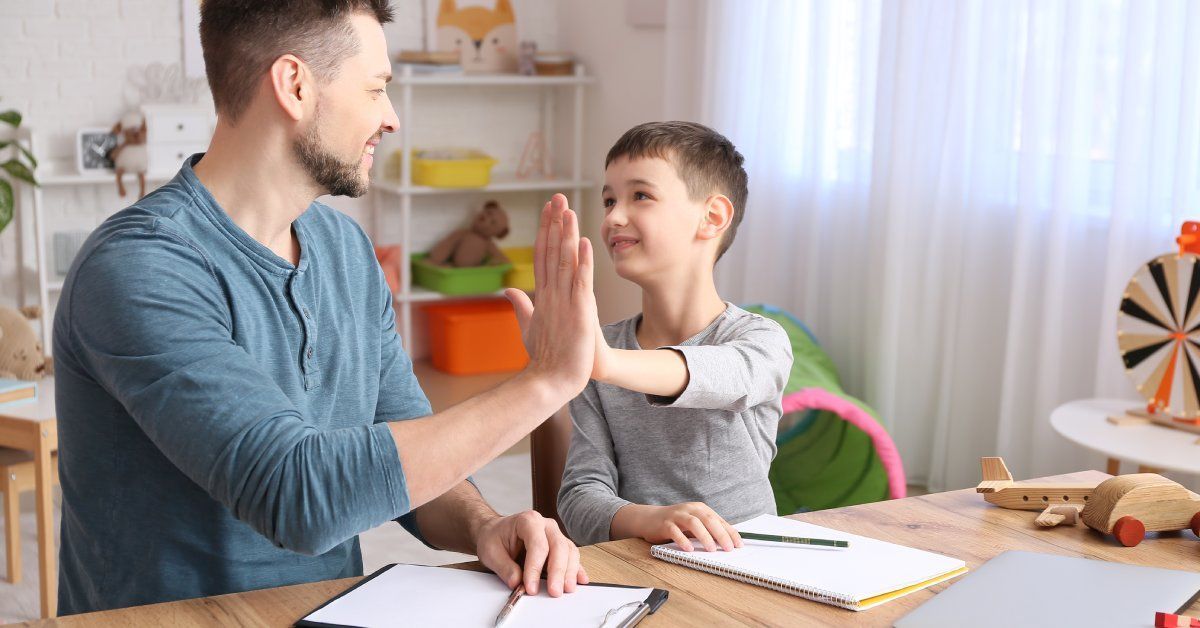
392;72;593;87
396;287;509;303
373;174;592;196
35;168;175;187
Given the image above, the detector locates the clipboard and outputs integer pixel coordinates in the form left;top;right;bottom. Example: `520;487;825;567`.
295;563;669;628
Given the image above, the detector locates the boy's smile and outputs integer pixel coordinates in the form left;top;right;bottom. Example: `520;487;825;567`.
609;234;640;254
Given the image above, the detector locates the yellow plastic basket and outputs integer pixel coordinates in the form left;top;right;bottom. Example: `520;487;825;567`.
502;247;534;292
411;149;497;188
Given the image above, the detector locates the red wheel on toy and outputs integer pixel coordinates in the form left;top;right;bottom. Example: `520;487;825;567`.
1190;511;1200;537
1113;516;1146;547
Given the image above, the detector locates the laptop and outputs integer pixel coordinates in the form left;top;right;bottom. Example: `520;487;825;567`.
894;550;1200;628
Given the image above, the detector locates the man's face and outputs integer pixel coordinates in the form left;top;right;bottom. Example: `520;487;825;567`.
600;155;711;283
294;13;399;197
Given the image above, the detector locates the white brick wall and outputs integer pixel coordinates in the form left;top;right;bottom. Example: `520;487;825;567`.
0;0;566;315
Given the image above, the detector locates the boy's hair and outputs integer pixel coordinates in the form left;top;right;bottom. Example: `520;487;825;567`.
605;121;748;261
200;0;394;123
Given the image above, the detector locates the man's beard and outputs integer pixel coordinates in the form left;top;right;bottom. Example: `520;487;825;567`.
293;106;371;198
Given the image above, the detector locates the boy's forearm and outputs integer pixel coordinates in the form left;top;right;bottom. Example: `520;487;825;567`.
609;503;654;541
598;348;689;398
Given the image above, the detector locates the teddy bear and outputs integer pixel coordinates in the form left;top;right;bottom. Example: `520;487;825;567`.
0;305;51;381
427;200;511;267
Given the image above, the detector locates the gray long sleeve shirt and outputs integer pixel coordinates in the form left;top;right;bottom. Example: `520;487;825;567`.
558;303;793;546
53;155;431;614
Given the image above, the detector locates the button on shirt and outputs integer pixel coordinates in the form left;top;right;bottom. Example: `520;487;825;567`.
52;154;432;614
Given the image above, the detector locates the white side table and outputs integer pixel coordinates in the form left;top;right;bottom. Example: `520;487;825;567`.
1050;398;1200;476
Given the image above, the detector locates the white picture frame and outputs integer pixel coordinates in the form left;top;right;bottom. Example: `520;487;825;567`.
76;127;117;174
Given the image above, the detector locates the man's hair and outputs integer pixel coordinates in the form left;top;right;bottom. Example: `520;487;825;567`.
200;0;394;123
605;121;749;262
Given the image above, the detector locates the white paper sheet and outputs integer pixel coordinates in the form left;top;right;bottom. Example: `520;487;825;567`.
302;564;652;628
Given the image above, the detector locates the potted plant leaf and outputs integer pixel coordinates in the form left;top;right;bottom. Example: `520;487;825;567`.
0;103;39;236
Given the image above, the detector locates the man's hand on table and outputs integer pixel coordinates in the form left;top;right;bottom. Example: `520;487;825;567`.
473;509;589;597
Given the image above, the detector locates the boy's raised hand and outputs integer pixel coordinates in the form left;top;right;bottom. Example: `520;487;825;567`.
505;194;598;398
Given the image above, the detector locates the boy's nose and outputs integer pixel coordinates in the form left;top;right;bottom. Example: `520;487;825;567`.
606;201;628;220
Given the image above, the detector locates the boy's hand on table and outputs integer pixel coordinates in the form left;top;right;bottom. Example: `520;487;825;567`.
616;502;743;552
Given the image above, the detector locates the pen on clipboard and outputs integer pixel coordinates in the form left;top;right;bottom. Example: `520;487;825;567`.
614;601;651;628
494;584;525;627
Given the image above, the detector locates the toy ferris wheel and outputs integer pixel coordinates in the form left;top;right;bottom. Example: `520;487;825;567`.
1117;221;1200;426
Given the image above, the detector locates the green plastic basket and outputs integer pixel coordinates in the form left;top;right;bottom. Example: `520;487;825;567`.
411;254;513;295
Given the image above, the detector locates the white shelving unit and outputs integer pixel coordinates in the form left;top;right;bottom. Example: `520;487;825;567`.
20;148;172;350
373;64;594;355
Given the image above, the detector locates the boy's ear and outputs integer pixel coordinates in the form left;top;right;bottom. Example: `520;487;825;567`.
697;194;735;242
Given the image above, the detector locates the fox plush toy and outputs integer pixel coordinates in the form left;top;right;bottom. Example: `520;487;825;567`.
436;0;518;74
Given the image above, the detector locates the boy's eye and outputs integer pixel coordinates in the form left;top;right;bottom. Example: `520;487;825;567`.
633;191;649;201
602;197;615;208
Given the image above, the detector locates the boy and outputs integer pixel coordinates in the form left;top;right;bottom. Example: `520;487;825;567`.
556;121;793;550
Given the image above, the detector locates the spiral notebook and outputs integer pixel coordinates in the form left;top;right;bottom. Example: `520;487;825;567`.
651;514;967;612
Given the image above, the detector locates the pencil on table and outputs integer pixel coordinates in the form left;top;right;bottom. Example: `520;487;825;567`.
739;532;849;548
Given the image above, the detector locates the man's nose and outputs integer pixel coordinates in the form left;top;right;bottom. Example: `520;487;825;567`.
381;98;399;133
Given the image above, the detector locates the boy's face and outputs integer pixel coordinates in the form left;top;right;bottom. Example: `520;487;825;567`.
601;155;713;283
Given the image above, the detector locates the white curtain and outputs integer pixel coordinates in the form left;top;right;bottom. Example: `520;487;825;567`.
667;0;1200;490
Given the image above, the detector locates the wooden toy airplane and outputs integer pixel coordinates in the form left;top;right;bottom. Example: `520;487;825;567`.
977;457;1200;546
975;457;1099;511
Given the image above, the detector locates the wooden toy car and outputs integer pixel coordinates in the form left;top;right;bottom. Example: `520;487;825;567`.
977;457;1200;547
1080;473;1200;547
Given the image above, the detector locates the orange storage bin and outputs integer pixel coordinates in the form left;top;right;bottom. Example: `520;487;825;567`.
424;300;529;375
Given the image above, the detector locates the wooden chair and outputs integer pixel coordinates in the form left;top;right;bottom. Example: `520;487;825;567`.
530;406;572;531
0;447;58;584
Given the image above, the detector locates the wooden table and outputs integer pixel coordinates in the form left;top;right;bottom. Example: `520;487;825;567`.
24;470;1200;626
0;378;57;619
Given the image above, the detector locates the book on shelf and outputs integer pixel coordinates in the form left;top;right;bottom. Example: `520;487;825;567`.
0;379;37;406
398;62;465;75
396;49;459;65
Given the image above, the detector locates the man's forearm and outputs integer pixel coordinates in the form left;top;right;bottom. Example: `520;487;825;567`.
412;480;498;555
388;371;565;510
599;349;689;398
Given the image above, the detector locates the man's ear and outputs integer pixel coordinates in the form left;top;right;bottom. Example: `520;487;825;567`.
269;54;310;122
698;194;735;242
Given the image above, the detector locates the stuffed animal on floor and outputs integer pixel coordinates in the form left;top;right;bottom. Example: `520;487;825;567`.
427;200;511;267
0;306;51;381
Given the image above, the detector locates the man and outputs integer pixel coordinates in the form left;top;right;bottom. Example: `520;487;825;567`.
52;0;597;614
